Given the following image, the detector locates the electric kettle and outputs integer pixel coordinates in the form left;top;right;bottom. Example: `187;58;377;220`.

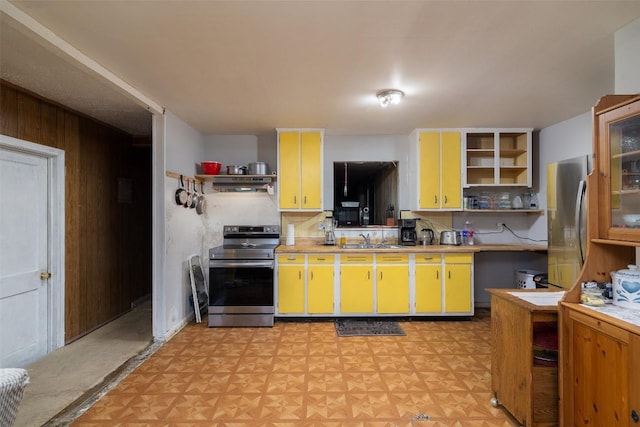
420;228;435;246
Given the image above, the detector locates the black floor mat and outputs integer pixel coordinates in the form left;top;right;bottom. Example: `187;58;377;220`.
335;319;406;336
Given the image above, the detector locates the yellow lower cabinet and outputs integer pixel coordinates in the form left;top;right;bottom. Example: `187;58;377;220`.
443;254;473;313
415;254;442;313
307;255;334;314
277;255;304;314
376;254;409;314
340;254;373;313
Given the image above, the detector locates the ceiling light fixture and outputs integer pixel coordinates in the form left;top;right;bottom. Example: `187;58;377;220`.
376;89;404;107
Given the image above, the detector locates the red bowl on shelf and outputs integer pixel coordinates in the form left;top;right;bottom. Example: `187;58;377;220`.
201;161;221;175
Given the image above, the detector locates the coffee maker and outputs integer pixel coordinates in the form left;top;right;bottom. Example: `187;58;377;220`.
398;218;417;246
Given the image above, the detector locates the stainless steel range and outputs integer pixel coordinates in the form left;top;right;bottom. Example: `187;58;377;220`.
208;225;280;327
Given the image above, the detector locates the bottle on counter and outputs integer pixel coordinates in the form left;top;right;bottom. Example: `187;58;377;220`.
462;221;474;245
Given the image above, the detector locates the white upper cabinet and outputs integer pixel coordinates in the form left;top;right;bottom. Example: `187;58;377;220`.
463;129;532;187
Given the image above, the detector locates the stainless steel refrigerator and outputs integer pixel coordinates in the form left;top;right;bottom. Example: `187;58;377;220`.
546;155;591;288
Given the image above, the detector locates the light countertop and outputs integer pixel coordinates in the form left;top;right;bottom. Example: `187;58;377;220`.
276;239;547;254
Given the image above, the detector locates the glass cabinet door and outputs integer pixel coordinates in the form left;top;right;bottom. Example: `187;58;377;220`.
606;100;640;239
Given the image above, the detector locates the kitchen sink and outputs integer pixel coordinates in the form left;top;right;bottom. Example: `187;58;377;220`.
340;243;402;249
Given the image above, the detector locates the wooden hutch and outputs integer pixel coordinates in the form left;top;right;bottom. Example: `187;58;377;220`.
559;94;640;426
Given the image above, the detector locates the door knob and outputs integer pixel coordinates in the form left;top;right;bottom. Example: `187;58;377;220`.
40;271;51;280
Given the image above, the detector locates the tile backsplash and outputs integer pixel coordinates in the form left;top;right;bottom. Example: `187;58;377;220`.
281;210;453;244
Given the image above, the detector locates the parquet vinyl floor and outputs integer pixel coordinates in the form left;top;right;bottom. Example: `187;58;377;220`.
72;312;516;426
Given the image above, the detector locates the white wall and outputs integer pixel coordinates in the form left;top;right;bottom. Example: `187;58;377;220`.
202;135;259;170
162;111;206;339
615;17;640;94
201;133;278;175
201;192;280;250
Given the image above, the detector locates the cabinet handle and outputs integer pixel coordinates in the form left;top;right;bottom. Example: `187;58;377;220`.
367;271;370;280
434;195;438;204
304;195;307;205
311;271;314;280
294;195;297;204
298;271;301;280
632;409;639;423
448;270;451;279
444;195;448;204
380;272;383;280
436;270;439;279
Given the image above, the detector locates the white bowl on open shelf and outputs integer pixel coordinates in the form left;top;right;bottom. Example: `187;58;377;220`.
622;214;640;226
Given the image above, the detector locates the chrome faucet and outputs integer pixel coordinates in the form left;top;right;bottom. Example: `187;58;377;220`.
359;233;371;245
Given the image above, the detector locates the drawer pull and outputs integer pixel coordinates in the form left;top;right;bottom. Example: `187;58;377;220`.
288;257;296;261
317;257;325;261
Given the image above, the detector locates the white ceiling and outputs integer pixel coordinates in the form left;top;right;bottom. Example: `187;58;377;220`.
2;1;640;137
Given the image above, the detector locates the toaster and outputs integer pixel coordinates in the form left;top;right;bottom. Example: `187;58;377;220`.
440;230;461;245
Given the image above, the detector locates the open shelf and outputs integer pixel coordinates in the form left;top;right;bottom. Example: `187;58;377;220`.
465;130;531;187
464;209;543;214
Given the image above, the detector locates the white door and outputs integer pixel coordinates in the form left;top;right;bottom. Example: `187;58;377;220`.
0;149;49;368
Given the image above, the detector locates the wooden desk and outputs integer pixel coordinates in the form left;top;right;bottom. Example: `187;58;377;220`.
487;288;560;427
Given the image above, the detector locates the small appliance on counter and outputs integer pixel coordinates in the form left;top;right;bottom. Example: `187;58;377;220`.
440;230;462;245
399;218;417;246
322;217;337;245
419;228;435;246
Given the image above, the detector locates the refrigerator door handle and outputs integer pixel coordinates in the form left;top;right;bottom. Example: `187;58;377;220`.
575;179;587;265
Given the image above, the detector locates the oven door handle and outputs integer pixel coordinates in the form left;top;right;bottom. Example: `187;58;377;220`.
210;260;274;268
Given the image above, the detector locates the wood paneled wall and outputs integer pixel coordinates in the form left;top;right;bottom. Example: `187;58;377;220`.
0;81;151;342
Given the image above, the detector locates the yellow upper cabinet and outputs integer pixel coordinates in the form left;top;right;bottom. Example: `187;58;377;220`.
277;129;323;211
413;130;462;210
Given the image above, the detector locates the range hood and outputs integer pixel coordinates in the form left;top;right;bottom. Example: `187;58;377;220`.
210;175;274;192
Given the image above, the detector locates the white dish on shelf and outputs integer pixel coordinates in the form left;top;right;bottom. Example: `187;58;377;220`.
622;214;640;226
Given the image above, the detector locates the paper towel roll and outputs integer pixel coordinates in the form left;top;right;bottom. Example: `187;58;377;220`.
286;224;295;246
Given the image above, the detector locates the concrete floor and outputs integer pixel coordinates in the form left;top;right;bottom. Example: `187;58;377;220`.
14;300;153;427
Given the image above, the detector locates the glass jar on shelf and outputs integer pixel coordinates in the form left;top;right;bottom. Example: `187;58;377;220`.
478;192;490;209
498;192;511;209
